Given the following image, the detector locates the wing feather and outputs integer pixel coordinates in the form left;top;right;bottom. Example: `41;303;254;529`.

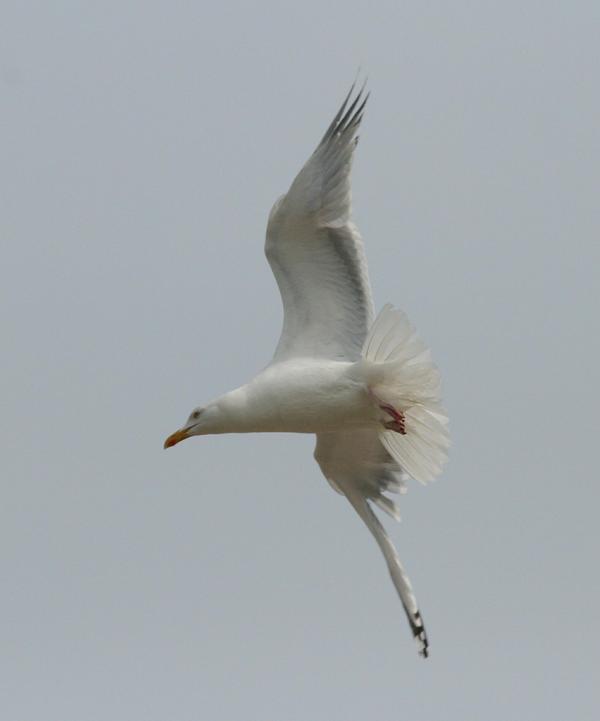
265;84;374;361
314;430;430;657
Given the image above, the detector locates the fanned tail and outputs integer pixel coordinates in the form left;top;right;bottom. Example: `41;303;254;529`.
362;304;450;483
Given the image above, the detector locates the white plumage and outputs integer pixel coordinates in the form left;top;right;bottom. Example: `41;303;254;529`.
164;83;449;657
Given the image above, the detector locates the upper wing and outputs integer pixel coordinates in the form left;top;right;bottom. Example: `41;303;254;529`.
265;84;375;362
314;429;430;657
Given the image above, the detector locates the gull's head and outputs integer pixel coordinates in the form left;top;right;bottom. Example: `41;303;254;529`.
163;403;223;448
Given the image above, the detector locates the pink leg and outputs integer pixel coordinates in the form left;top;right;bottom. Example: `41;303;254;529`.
379;402;407;436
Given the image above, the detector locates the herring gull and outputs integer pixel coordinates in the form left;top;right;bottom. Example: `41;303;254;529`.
164;83;449;657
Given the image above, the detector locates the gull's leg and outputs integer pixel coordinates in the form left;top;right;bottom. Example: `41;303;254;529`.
369;390;407;435
381;404;406;435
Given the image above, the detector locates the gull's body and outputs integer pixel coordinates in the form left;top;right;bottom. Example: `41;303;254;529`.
164;84;449;657
211;360;374;434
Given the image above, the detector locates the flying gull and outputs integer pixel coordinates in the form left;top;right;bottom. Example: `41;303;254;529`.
164;83;449;657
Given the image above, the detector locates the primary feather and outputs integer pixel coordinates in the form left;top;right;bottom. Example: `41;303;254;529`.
265;83;374;362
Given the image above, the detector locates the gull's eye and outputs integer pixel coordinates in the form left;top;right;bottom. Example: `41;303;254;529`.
191;410;201;420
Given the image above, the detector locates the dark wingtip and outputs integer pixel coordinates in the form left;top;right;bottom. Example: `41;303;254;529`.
319;78;369;147
410;609;430;658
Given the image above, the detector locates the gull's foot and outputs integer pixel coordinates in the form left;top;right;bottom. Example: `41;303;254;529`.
384;418;406;434
379;403;406;435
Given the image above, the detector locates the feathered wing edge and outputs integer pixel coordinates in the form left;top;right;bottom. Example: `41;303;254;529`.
345;489;429;657
281;82;370;226
265;82;375;362
314;432;429;657
318;79;369;147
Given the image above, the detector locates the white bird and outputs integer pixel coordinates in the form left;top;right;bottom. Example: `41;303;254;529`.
164;83;449;657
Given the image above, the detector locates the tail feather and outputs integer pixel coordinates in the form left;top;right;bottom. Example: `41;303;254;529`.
362;304;449;484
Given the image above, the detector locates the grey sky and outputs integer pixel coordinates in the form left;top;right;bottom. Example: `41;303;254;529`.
2;2;599;719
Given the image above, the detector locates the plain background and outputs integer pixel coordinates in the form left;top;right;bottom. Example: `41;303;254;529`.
2;2;599;719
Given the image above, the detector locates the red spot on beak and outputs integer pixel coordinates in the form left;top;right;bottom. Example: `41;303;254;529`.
163;428;190;449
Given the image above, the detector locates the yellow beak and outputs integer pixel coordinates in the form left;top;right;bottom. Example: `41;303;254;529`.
163;428;191;449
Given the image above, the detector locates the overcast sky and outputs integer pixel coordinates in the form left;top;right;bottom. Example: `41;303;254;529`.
2;2;599;719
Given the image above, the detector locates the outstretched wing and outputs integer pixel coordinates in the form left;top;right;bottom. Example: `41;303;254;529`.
314;429;430;657
265;84;374;362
